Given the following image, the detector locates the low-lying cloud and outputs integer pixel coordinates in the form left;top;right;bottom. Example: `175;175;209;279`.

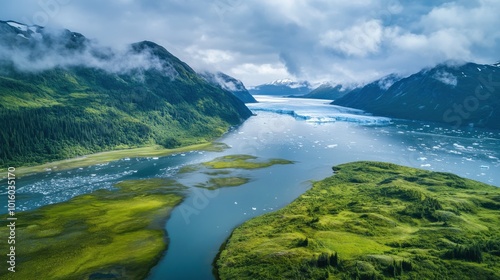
1;0;499;86
0;24;178;79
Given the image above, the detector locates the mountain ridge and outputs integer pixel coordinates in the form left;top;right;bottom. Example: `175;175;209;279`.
199;71;257;103
248;79;312;96
333;62;500;129
0;20;252;167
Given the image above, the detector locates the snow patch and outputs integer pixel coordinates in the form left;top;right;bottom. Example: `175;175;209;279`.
433;71;457;87
7;21;28;32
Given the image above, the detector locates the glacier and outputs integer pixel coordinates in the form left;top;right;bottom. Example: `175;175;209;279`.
247;95;392;125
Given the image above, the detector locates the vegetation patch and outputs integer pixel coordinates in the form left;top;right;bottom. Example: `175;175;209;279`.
0;178;185;280
196;177;251;190
202;154;294;170
215;161;500;280
178;154;294;190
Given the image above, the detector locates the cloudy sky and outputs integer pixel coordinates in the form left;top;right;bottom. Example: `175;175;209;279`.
1;0;499;86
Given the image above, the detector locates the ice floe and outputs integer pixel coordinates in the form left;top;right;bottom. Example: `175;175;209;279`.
247;96;391;125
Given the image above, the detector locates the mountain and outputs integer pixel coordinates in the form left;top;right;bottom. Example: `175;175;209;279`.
299;83;352;100
332;74;402;109
0;20;252;167
199;71;257;103
248;79;312;96
333;63;500;130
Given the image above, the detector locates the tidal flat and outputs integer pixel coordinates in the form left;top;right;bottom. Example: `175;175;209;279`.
215;161;500;280
0;178;185;280
2;142;229;179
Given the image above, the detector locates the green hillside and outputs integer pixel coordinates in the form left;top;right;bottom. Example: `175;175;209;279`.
0;31;251;167
216;162;500;280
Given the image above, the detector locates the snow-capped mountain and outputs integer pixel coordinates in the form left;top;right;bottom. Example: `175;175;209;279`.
334;62;500;129
248;79;312;96
199;71;257;103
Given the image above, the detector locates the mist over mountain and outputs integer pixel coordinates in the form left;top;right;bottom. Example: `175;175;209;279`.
0;20;251;167
333;62;500;129
199;71;257;103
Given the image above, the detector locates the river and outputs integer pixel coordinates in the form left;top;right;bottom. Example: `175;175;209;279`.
2;96;500;279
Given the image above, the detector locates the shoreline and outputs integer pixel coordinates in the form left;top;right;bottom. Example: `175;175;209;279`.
1;142;228;179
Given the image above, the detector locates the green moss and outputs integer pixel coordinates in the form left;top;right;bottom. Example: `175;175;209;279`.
0;178;185;280
215;161;500;280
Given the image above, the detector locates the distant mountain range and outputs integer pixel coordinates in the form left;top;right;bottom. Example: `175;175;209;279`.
299;83;352;100
199;71;257;103
248;79;312;96
0;20;251;167
333;63;500;129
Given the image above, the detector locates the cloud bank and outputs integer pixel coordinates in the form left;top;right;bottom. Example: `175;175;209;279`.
1;0;499;86
0;24;178;79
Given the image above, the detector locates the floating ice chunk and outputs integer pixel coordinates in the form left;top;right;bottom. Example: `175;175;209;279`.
234;201;238;205
326;144;338;148
480;165;490;170
421;164;431;167
453;143;466;150
252;207;257;211
417;157;427;161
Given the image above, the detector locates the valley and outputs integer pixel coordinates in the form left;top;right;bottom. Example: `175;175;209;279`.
2;96;499;279
1;7;500;279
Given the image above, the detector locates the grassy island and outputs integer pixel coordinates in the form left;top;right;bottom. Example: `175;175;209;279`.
215;161;500;280
180;154;295;190
0;178;185;280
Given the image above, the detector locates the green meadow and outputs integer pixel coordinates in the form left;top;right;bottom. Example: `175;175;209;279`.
215;161;500;280
0;178;185;280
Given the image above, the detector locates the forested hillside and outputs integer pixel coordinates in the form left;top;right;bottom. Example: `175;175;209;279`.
0;21;251;167
334;63;500;129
